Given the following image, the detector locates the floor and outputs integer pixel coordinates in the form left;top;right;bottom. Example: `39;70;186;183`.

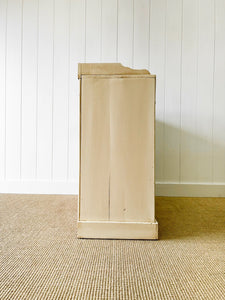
0;194;225;299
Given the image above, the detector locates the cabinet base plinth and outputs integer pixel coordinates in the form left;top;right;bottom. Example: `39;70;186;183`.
77;220;158;240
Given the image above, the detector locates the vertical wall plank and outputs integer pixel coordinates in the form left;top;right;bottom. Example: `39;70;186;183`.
5;0;22;180
0;0;225;193
180;0;198;182
213;0;225;183
196;0;215;183
101;0;117;62
163;0;182;182
133;0;149;69
37;0;54;180
118;0;133;67
21;0;38;179
0;0;7;180
85;0;101;62
68;0;85;180
52;0;70;180
150;0;166;182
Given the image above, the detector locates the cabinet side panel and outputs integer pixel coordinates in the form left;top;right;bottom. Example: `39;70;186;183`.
80;78;109;221
110;78;155;222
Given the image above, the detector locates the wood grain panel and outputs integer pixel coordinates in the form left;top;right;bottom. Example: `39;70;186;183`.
78;220;158;239
80;77;110;221
109;77;155;222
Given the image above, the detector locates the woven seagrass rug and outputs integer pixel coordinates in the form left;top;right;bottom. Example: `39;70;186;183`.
0;194;224;299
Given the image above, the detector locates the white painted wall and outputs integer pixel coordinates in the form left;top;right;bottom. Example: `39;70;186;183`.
0;0;225;196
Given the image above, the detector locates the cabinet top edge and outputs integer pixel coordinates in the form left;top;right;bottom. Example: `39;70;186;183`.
78;63;155;79
81;74;156;79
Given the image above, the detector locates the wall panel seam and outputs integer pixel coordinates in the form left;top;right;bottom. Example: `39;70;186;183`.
211;0;216;184
132;0;134;67
35;0;39;180
51;0;55;180
195;0;199;183
4;0;8;180
148;0;151;69
116;0;118;61
162;0;167;182
179;0;184;183
67;0;71;181
84;0;87;62
20;0;24;180
100;0;102;61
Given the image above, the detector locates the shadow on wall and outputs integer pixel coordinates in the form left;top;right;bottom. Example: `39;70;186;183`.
155;120;225;239
155;196;225;240
155;120;225;183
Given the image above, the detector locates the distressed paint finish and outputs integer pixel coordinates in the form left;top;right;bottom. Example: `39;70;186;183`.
78;63;157;239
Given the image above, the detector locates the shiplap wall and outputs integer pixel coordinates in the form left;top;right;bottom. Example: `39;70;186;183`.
0;0;225;196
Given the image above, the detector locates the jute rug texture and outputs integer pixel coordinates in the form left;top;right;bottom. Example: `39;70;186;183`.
0;195;224;299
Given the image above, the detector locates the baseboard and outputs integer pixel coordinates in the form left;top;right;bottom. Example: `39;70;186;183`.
0;180;225;197
77;220;158;239
156;182;225;197
0;180;78;194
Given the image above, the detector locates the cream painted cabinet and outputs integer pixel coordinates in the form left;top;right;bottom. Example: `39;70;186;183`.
77;63;158;239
